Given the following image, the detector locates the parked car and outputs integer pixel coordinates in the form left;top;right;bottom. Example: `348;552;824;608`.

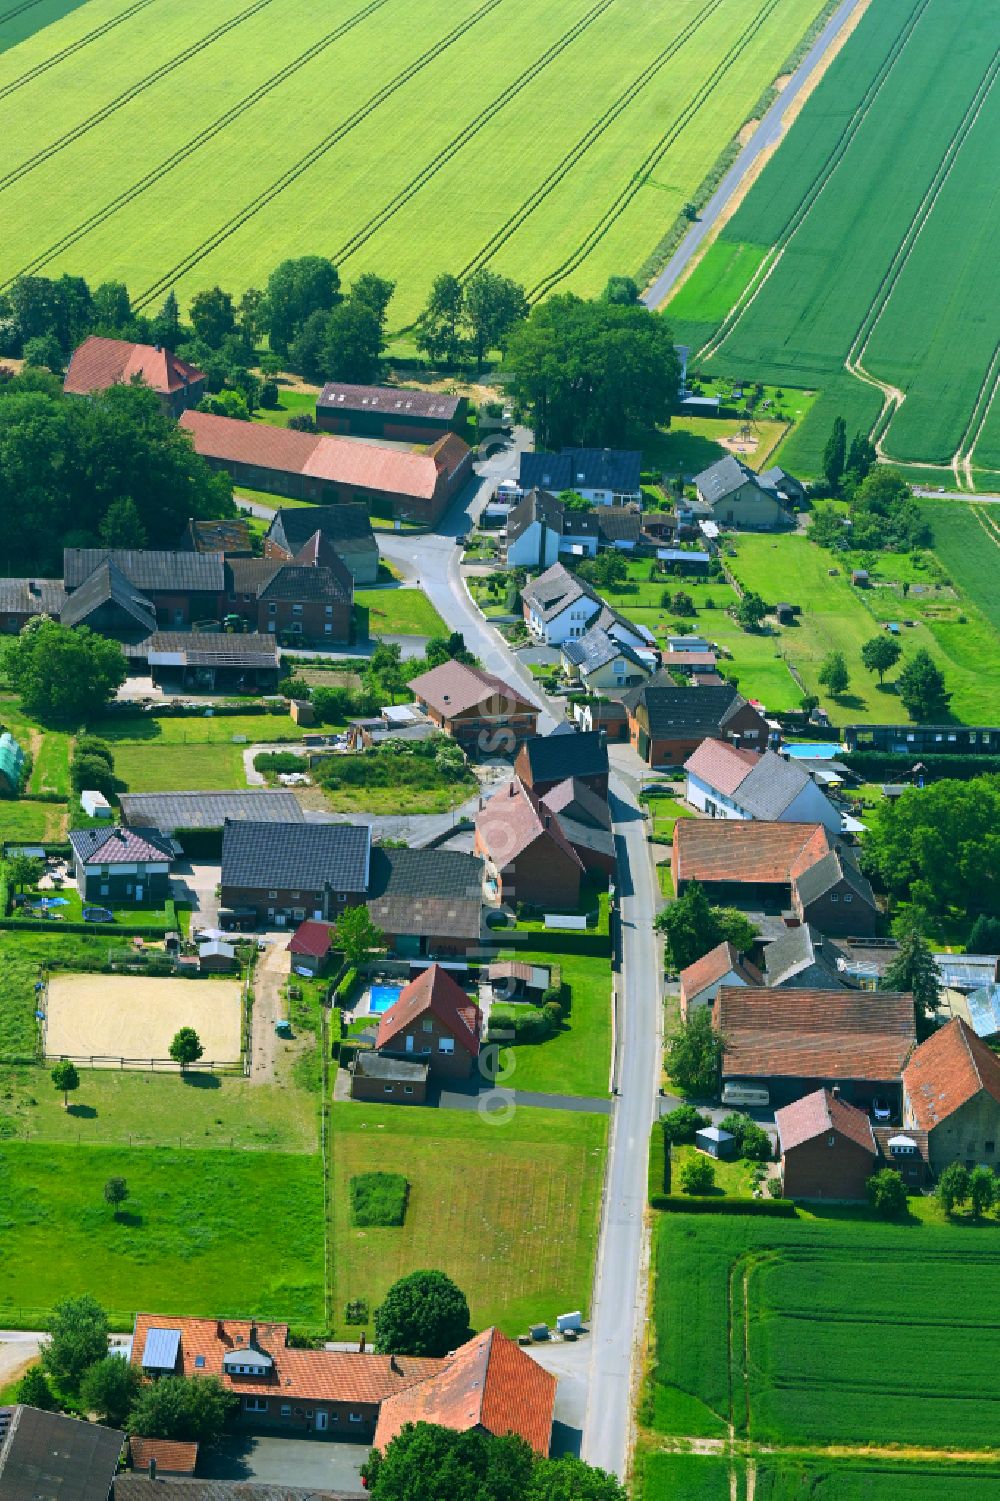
871;1096;892;1123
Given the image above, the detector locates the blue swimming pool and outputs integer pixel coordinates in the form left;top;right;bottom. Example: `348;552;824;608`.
369;984;404;1014
783;742;842;760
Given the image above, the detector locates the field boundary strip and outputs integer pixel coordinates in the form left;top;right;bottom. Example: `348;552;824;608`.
0;0;46;29
524;0;798;302
0;0;159;102
0;0;279;193
697;0;930;360
452;0;724;286
331;0;618;266
1;0;395;287
951;340;1000;488
848;44;1000;470
131;0;508;309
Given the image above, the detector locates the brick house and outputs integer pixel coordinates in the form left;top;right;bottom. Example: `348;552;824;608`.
180;410;472;526
373;963;481;1081
901;1017;1000;1174
349;1051;429;1104
68;826;174;904
408;660;539;756
316;382;467;443
262;502;379;584
129;1315;555;1452
220;820;371;926
64;336;205;417
621;679;768;768
475;777;584;908
671;820;879;938
538;776;616;878
714;984;916;1112
225;552;353;643
515;729;609;799
679;940;762;1019
776;1087;878;1200
365;847;484;958
63;549;225;633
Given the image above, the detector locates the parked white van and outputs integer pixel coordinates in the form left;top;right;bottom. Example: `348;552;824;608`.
721;1081;770;1108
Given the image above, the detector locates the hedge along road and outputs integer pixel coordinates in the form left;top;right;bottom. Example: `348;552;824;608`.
0;0;832;319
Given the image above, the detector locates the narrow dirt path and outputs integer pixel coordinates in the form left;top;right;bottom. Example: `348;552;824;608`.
251;941;290;1083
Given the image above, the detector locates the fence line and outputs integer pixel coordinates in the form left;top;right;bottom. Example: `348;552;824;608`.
44;1054;243;1072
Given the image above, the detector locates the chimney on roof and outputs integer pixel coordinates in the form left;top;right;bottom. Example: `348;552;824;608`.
148;1457;157;1481
509;781;516;797
29;579;39;596
543;814;551;829
831;1085;841;1099
782;914;800;929
359;1331;366;1354
390;1354;401;1374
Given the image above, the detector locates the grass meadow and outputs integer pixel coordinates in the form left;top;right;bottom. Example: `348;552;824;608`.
0;0;829;319
489;948;612;1097
651;1212;1000;1450
328;1101;606;1337
667;0;1000;478
355;586;447;638
0;1141;325;1327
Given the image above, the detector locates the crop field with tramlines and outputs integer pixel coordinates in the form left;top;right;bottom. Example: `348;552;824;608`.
652;1215;1000;1450
666;0;1000;487
0;0;831;324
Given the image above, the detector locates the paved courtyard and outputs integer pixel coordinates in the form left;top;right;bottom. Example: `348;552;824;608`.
198;1433;369;1492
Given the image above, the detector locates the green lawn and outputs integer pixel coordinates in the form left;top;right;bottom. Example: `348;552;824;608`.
252;389;318;427
27;731;71;799
355;587;447;638
0;799;66;843
114;742;249;794
0;1142;324;1328
489;948;611;1097
0;930;115;1059
320;782;472;814
644;795;693;843
91;712;309;745
329;1102;606;1338
0;0;830;319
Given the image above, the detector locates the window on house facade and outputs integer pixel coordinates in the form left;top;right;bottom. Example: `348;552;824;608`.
325;605;333;615
985;1141;995;1154
268;602;277;613
244;1397;268;1412
281;1404;291;1417
830;893;839;902
324;624;333;633
439;1036;455;1054
268;890;278;899
422;1019;434;1033
843;893;853;903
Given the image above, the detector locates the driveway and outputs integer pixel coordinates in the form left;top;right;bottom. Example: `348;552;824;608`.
198;1433;368;1492
170;858;221;930
252;940;291;1083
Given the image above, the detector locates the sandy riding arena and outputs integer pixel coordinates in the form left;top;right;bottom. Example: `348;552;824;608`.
45;975;242;1067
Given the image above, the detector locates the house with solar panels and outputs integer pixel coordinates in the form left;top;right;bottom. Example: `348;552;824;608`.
316;381;467;443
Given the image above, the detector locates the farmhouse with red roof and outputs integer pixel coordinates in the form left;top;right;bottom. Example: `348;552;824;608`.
64;336;205;417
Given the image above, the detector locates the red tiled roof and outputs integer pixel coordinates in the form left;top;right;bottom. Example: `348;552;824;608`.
287;919;334;959
684;738;760;796
408;660;537;719
179;410;469;500
674;819;834;886
373;1328;555;1457
475;777;585;872
64;336;204;396
130;1315;441;1405
716;985;916;1081
776;1087;877;1155
902;1017;1000;1129
128;1437;198;1475
376;963;481;1056
679;940;762;1005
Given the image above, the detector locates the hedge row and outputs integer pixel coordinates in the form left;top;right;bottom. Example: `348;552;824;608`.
649;1195;796;1217
648;1121;670;1200
842;750;1000;782
502;929;611;957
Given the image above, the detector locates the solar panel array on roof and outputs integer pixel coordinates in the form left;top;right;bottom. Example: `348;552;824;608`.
143;1327;181;1371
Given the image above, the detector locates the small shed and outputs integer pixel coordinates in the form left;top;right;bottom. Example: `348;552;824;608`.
198;940;236;973
695;1125;737;1160
288;697;315;726
851;569;869;587
80;789;113;819
774;601;795;624
287;918;335;976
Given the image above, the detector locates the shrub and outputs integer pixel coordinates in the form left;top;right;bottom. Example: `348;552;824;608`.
542;1000;563;1028
719;1112;772;1162
648;1120;671;1198
661;1105;709;1145
344;1298;369;1325
260;380;279;408
649;1195;796;1216
253;751;308;774
679;1156;715;1195
867;1167;908;1218
350;1172;409;1228
70;753;117;798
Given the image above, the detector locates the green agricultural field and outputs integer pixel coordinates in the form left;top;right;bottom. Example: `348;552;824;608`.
0;1141;324;1327
355;586;446;637
634;1453;1000;1501
0;0;829;322
328;1101;606;1338
917;501;1000;638
666;0;1000;481
651;1212;1000;1450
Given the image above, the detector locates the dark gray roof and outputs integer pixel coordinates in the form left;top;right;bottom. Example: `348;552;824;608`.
318;381;462;420
733;751;813;819
61;560;157;633
520;562;596;622
520;729;608;785
0;578;67;615
505;488;565;545
693;455;755;503
354;1052;430;1082
0;1405;123;1501
596;509;642;543
561;625;648;676
120;790;304;833
622;677;753;738
540;776;612;831
134;633;279;668
114;1481;354;1500
226;559;351;603
793;847;876;912
366;847;483;941
519;448;641;495
590;602;654;645
554;813;615;861
64;549;225;592
69;824;175;863
221;820;371;893
762;925;849;989
265;502;377;557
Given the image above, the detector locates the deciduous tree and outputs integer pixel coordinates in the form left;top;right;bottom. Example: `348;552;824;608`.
866;1167;907;1217
42;1295;109;1395
462;268;529;370
99;496;148;550
129;1374;236;1443
169;1027;203;1071
104;1177;129;1220
861;633;901;684
334;906;384;965
189;286;235;349
81;1354;141;1427
679;1155;715;1194
415;273;465;363
50;1059;79;1110
264;256;340;354
969;1164;996;1219
16;1365;56;1410
863;776;1000;917
897;648;950;722
373;1269;471;1357
818;650;849;697
735;591;767;631
664;1006;724;1098
8;621;126;725
937;1161;970;1215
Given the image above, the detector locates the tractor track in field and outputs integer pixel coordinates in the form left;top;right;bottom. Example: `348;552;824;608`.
332;0;617;265
132;0;506;309
0;0;159;101
524;0;789;302
959;349;1000;486
848;42;1000;476
697;0;930;361
0;0;278;192
2;0;393;287
453;0;723;287
0;0;46;29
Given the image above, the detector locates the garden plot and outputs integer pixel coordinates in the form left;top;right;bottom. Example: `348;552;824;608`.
45;973;242;1066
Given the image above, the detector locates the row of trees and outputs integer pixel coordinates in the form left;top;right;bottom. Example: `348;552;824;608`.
817;640;949;720
811;465;931;554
